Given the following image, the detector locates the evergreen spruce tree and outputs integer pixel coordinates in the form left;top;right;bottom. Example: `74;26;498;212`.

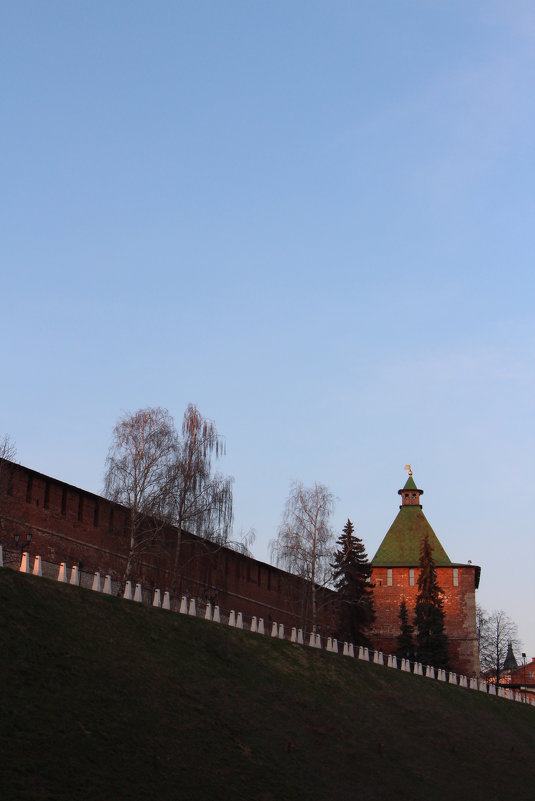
331;519;375;646
396;598;415;663
414;534;450;669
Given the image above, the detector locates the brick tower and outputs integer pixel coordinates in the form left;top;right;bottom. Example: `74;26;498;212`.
370;468;481;675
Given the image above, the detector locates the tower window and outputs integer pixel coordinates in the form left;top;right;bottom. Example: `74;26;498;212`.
409;568;415;586
387;568;393;586
453;568;459;586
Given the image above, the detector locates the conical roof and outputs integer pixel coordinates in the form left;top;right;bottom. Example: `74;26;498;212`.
503;641;518;672
372;474;451;567
402;475;418;492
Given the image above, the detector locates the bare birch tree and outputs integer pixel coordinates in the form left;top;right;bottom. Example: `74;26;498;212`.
0;434;16;463
477;606;521;683
167;404;233;570
103;408;176;578
0;434;17;530
270;481;335;630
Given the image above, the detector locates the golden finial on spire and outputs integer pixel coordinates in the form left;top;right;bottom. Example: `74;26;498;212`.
404;464;412;477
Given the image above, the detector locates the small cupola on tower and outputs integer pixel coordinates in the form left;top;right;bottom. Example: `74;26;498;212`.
398;464;423;508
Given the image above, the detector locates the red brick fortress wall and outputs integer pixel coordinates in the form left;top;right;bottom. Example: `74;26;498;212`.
1;460;480;674
371;565;480;676
0;461;336;636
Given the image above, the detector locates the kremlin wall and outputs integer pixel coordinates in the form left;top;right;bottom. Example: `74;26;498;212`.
0;459;481;675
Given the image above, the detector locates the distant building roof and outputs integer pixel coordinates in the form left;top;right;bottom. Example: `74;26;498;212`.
503;641;519;672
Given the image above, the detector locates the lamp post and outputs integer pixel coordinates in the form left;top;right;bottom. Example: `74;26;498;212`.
522;652;527;702
14;531;32;552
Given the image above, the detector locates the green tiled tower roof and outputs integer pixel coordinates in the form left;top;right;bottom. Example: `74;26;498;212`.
372;473;452;567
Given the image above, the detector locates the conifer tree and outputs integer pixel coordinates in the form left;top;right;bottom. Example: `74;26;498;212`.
331;519;375;646
414;534;450;669
396;598;415;663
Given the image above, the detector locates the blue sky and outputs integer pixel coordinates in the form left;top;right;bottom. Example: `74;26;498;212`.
2;2;534;656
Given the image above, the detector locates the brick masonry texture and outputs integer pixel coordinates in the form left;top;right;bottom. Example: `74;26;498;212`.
371;565;479;676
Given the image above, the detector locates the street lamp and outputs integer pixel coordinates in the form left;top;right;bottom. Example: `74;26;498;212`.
522;652;527;703
14;531;32;551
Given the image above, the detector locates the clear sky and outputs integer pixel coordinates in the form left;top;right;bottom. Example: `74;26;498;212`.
2;2;534;656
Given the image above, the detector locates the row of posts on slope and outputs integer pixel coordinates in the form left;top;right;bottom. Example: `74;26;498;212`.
2;546;533;708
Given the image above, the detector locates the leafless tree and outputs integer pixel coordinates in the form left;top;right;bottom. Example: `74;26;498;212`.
230;527;256;557
0;434;17;515
103;408;176;578
167;404;233;570
0;434;16;463
270;481;336;630
477;606;522;684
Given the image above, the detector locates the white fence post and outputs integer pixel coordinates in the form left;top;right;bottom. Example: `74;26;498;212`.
32;555;42;577
153;589;161;608
133;583;142;602
123;581;133;600
103;575;112;595
92;572;101;592
162;591;170;610
20;552;30;573
57;562;68;583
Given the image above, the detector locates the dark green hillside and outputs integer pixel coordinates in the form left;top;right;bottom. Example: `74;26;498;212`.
1;569;534;801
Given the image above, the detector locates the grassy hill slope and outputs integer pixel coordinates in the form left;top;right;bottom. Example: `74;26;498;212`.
1;569;534;801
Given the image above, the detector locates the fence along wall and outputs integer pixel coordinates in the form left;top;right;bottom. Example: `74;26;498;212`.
3;546;534;709
0;460;337;636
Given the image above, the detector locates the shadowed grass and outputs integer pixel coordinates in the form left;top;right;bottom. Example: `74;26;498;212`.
1;569;534;800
